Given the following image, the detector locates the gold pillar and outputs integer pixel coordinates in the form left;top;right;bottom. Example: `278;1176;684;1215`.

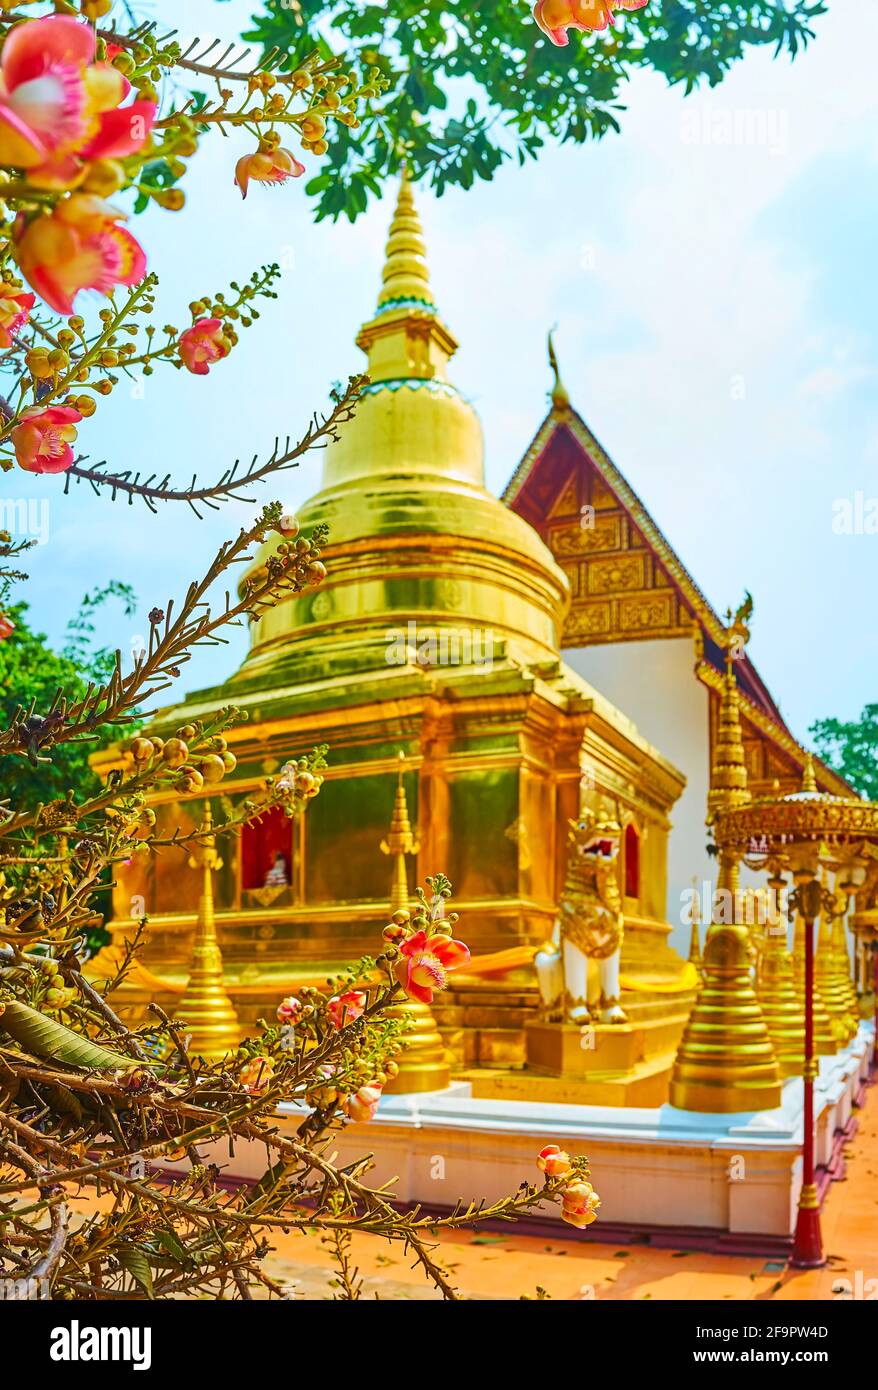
380;756;450;1094
175;802;241;1061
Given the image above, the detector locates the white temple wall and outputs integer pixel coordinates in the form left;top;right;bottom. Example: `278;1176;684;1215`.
562;636;711;957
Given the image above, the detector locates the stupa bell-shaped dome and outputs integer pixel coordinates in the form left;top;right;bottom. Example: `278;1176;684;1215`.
237;173;569;689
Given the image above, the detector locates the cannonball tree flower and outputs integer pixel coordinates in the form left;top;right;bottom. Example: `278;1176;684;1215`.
537;1144;574;1178
235;146;305;199
276;995;301;1024
533;0;648;46
0;613;15;641
560;1179;600;1229
239;1055;275;1094
394;930;471;1005
14;194;146;316
11;404;82;474
178;318;231;376
0;15;154;184
343;1083;382;1123
0;283;35;348
327;989;366;1030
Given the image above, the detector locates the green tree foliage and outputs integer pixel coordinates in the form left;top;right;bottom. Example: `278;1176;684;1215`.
0;583;136;809
240;0;829;220
811;706;878;802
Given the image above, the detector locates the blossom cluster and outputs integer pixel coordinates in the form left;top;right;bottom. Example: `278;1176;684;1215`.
0;6;384;476
532;0;649;47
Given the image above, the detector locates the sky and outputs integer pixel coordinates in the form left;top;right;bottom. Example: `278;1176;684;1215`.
4;0;877;744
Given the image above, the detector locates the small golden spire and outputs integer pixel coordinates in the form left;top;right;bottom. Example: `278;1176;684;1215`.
548;328;570;411
800;754;818;794
687;876;703;976
176;801;240;1061
376;167;435;311
380;752;420;915
379;754;450;1095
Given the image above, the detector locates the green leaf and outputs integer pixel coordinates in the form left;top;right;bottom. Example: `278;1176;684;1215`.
118;1246;155;1299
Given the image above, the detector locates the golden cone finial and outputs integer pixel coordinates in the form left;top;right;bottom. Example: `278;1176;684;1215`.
548;328;570;411
176;801;240;1061
377;167;434;311
380;754;450;1094
801;754;818;794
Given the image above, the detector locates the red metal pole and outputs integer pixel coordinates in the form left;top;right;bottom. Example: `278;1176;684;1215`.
790;911;824;1268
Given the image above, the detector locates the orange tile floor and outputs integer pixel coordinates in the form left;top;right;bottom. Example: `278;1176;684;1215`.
263;1083;878;1300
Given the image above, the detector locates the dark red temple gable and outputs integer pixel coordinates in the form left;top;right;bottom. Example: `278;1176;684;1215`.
503;407;854;799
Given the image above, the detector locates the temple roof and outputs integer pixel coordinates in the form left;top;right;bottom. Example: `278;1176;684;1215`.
502;366;854;799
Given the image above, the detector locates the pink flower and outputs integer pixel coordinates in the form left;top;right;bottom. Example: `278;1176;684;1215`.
394;930;471;1004
276;995;301;1024
0;16;154;181
11;404;82;474
239;1055;275;1093
234;146;305;199
178;318;231;376
327;990;366;1030
343;1083;382;1123
0;614;15;641
560;1179;600;1229
532;0;647;46
537;1144;574;1178
0;283;35;347
14;194;146;316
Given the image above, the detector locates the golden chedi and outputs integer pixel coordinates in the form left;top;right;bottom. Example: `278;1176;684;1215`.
671;599;781;1111
814;874;857;1045
669;920;782;1112
791;912;839;1055
174;802;241;1060
755;876;804;1078
90;172;694;1086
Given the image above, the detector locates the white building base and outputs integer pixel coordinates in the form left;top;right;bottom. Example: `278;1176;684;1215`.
173;1027;874;1250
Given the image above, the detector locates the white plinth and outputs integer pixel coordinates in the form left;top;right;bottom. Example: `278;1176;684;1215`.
174;1026;874;1242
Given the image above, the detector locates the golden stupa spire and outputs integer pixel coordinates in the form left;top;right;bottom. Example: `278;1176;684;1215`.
176;802;240;1061
376;166;435;312
355;169;458;386
548;328;570;411
380;754;450;1094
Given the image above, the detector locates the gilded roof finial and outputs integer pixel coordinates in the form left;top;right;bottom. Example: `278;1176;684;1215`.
548;327;570;411
800;753;818;795
376;167;435;312
707;594;752;826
